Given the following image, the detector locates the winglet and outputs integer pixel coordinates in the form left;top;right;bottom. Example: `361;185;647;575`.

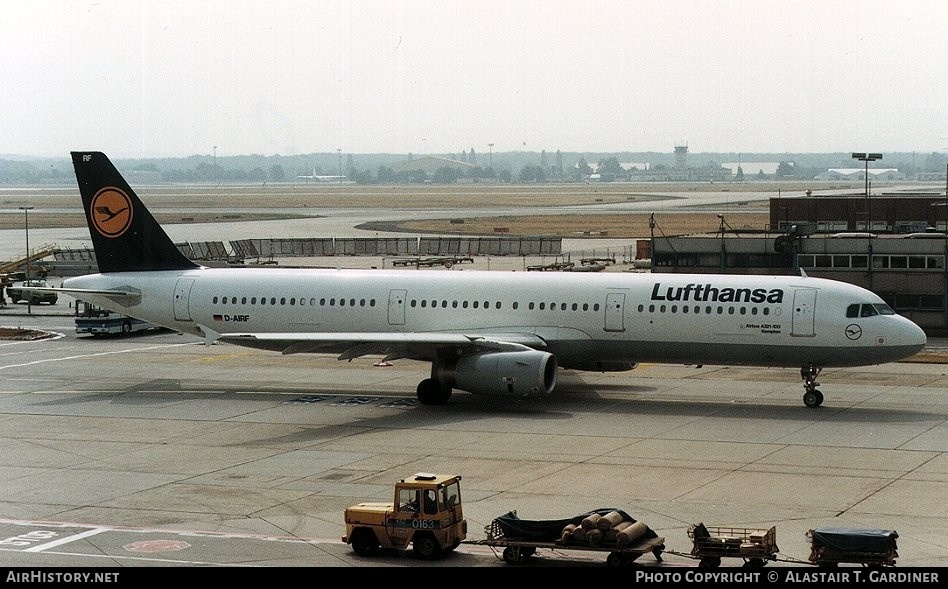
197;324;221;346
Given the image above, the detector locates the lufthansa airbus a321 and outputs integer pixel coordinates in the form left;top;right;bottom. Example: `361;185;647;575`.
49;151;927;408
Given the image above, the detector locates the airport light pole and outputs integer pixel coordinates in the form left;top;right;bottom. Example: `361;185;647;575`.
19;206;33;314
488;143;493;169
852;152;882;230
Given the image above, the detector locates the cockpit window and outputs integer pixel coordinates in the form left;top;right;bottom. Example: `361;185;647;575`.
847;303;896;318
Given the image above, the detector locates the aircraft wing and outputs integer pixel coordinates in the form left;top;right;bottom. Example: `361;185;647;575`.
197;326;548;362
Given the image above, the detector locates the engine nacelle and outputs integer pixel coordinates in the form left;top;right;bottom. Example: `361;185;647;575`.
564;361;638;372
435;350;557;397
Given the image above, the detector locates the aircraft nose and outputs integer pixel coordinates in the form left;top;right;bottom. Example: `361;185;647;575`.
900;317;927;353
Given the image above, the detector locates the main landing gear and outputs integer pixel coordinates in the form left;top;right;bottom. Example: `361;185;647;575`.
801;365;824;408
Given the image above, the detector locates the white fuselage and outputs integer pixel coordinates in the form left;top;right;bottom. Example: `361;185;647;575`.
63;267;927;369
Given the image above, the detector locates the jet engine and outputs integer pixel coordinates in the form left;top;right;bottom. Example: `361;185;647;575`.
434;350;557;397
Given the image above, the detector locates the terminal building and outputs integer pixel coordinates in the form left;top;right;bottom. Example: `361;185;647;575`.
651;193;948;333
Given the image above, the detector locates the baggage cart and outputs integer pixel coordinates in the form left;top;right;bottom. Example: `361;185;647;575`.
806;527;898;568
688;523;778;568
471;509;665;567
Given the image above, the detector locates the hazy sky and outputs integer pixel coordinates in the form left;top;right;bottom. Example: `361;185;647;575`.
3;0;946;158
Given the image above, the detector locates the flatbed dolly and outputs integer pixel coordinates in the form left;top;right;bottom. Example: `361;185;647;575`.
470;509;665;567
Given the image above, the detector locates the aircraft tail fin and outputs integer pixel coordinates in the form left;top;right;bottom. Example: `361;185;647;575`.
71;151;199;273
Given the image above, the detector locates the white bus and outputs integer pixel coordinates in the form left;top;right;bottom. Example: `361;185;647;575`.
74;300;160;336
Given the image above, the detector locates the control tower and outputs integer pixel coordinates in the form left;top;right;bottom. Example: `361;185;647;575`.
674;144;688;169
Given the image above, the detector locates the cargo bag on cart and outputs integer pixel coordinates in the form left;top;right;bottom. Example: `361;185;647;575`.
808;528;898;566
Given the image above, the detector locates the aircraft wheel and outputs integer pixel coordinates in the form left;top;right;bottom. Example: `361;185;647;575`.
803;389;824;408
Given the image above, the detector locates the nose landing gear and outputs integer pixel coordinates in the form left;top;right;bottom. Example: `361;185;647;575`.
801;365;824;408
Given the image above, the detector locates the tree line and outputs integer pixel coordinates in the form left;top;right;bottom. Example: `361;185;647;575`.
0;150;944;185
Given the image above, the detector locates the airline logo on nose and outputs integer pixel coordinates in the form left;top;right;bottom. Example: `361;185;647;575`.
90;187;133;238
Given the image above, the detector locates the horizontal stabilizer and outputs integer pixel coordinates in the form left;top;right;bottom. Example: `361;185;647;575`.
197;324;222;346
16;286;141;300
